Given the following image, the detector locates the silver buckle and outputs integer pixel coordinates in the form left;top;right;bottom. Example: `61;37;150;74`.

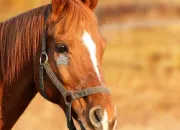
40;51;48;65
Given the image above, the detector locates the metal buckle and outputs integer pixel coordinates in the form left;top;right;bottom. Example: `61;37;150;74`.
64;91;74;106
40;51;48;66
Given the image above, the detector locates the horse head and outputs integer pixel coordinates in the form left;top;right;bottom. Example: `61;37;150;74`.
35;0;117;129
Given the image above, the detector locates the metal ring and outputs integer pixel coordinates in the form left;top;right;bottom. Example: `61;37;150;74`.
40;51;48;65
64;92;74;105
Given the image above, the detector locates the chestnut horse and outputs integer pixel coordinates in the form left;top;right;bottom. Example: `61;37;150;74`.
0;0;117;129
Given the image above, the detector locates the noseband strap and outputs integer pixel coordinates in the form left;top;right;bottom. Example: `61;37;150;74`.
39;8;110;130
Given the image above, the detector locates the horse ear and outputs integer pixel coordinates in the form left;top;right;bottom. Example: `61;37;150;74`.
81;0;98;10
51;0;68;14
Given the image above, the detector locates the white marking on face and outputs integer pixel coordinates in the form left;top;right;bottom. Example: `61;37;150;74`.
113;119;117;130
56;55;69;65
101;110;109;130
113;106;117;130
82;30;102;83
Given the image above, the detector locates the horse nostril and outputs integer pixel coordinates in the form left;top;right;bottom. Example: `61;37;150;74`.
94;109;103;122
89;106;104;128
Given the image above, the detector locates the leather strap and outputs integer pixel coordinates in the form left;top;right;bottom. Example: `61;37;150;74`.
39;6;111;130
43;62;68;98
72;86;110;99
39;66;48;99
40;61;110;130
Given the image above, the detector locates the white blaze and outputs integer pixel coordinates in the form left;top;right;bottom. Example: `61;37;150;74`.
82;30;109;129
101;110;109;130
113;106;117;130
82;30;101;82
113;120;117;130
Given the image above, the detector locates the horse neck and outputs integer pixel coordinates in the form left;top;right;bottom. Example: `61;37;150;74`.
0;5;49;129
0;56;37;130
0;22;3;81
0;17;40;130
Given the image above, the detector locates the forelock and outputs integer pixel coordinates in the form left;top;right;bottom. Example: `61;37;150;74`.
52;0;98;41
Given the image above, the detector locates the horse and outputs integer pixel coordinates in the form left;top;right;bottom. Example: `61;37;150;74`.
0;0;117;129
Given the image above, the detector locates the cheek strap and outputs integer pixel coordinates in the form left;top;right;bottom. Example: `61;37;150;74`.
39;59;110;130
39;6;110;130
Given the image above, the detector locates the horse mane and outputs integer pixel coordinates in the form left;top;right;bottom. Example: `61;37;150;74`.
0;5;49;84
0;0;98;84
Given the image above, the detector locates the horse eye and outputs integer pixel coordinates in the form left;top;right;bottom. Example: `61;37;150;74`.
55;44;68;53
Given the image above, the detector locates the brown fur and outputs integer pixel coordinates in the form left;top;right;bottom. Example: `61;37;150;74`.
0;0;98;84
0;0;117;129
47;0;98;40
0;5;49;84
0;6;50;129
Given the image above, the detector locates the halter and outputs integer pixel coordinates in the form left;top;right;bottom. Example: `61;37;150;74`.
39;8;110;130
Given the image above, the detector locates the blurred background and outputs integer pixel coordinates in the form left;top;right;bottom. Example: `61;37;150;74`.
1;0;180;130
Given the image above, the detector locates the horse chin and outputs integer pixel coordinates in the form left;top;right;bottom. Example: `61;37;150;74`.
76;119;97;130
78;120;86;130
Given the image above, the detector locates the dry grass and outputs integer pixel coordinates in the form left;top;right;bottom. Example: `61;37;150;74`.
1;0;180;20
12;25;180;130
101;25;180;129
1;0;180;130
